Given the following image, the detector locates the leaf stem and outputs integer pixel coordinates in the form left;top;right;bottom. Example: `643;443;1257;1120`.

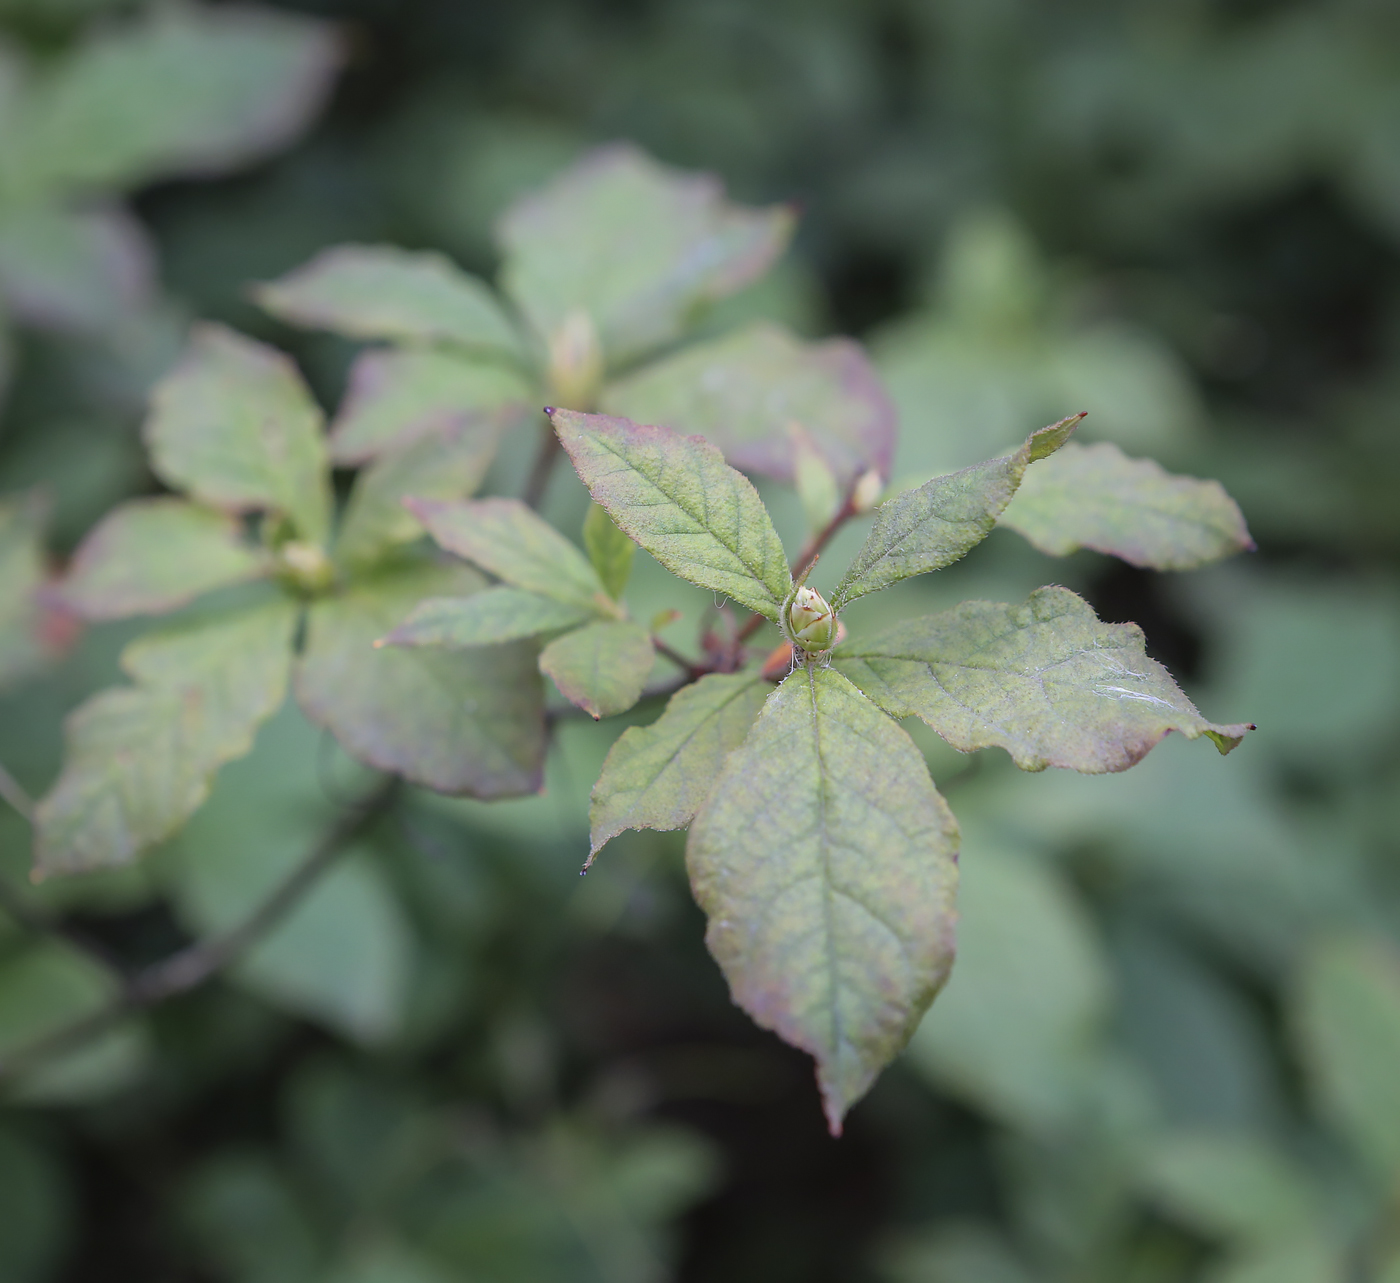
0;776;398;1084
522;425;563;509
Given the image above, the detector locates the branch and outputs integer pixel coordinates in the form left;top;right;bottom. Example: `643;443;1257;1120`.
0;776;399;1084
522;427;563;509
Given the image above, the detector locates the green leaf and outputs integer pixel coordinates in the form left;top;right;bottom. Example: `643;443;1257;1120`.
497;143;794;364
687;665;959;1133
0;203;152;331
551;409;792;620
583;502;635;601
1000;441;1255;570
60;498;266;620
1292;934;1400;1183
0;1123;69;1283
831;414;1081;612
1203;1239;1345;1283
907;846;1110;1132
34;599;297;875
589;670;768;859
792;425;842;531
145;324;332;546
0;940;145;1102
0;491;51;690
538;620;654;720
1138;1133;1320;1244
255;244;521;356
334;415;505;571
836;587;1253;771
328;347;531;464
173;704;412;1044
296;562;545;796
6;4;340;200
408;496;611;613
382;588;592;649
601;321;895;487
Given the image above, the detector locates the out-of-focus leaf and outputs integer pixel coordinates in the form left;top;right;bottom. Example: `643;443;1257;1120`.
384;588;592;649
552;409;793;620
324;1245;456;1283
1292;934;1400;1182
1000;442;1254;569
408;495;611;613
0;939;145;1101
582;502;635;601
0;203;152;331
296;562;545;796
256;244;522;357
831;415;1080;611
907;846;1110;1132
328;346;531;464
1203;1238;1345;1283
145;324;331;546
1138;1133;1320;1244
497;142;794;364
883;1222;1040;1283
601;321;895;486
334;414;504;570
688;666;959;1133
8;4;341;199
35;599;297;874
835;586;1253;770
539;619;654;719
0;1123;69;1283
589;670;767;859
175;704;411;1044
60;497;266;620
792;423;842;531
0;491;51;690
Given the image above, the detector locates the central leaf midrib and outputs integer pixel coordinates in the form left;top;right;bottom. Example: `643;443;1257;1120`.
807;669;845;1070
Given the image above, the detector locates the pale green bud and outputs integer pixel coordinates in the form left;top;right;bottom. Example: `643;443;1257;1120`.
546;308;604;410
276;540;334;594
851;467;884;514
788;585;837;653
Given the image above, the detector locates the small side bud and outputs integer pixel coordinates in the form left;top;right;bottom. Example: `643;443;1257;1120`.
546;309;604;410
851;468;884;514
788;585;837;654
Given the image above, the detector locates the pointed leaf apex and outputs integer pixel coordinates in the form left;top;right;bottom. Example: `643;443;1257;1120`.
1028;412;1086;462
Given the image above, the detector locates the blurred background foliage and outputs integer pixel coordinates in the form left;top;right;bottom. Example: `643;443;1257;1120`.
1;0;1399;1280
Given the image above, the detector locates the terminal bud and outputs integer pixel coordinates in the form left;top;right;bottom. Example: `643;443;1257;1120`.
788;585;837;653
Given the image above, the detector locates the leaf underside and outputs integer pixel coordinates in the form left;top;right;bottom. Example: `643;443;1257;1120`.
384;588;593;649
835;585;1254;772
589;670;768;858
832;414;1081;612
602;321;895;487
34;599;298;875
60;498;266;620
551;409;792;620
539;620;654;720
296;562;546;797
999;440;1255;570
687;665;960;1134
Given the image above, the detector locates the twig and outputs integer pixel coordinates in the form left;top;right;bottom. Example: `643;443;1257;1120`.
652;636;704;680
0;776;399;1083
522;428;562;510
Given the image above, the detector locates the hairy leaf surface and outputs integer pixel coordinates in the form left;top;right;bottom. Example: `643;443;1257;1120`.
296;563;545;797
408;496;610;613
687;666;959;1133
603;321;895;486
551;410;792;620
145;324;331;546
582;502;636;601
1000;441;1254;569
328;347;530;463
34;600;298;875
539;620;654;719
589;671;767;858
61;498;266;619
835;586;1254;771
384;589;592;648
334;416;504;570
256;244;520;356
7;5;340;200
832;415;1081;611
497;143;793;363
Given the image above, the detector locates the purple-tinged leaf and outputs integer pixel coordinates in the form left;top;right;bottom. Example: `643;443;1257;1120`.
539;620;654;719
497;143;794;364
1000;441;1255;570
835;586;1254;771
603;322;895;487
